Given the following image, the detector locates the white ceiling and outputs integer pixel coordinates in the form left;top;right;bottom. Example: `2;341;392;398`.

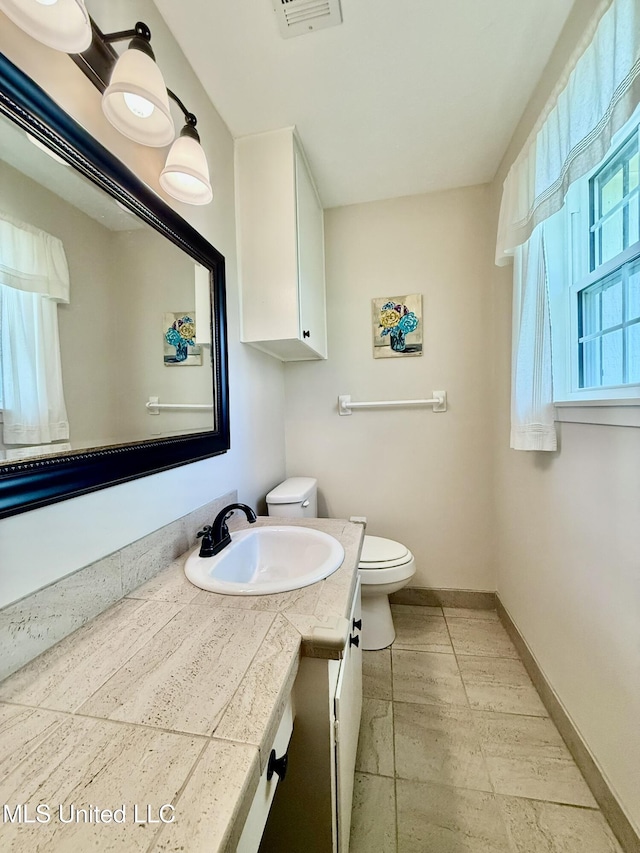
153;0;575;208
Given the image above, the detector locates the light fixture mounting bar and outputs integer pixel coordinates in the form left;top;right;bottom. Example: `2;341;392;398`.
70;20;117;93
101;24;149;46
102;22;155;60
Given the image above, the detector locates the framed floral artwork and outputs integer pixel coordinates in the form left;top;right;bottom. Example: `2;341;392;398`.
163;312;203;366
372;294;423;358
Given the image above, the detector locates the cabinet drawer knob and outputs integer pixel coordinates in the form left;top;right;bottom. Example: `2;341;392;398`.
267;749;288;782
349;634;360;648
352;618;362;631
303;330;310;338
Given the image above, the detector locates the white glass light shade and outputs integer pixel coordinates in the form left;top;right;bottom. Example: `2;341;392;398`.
0;0;92;53
102;48;174;147
160;135;213;205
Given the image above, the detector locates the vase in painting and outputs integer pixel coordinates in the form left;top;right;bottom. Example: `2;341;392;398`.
389;328;406;352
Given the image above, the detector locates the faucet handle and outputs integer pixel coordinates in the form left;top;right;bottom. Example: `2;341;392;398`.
197;525;216;558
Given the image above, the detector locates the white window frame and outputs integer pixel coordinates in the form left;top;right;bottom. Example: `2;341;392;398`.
547;108;640;425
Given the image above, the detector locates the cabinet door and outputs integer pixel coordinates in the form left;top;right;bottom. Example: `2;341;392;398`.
295;146;328;358
237;698;294;853
333;579;363;852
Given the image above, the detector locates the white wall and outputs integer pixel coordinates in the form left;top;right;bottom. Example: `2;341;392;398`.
0;0;286;608
110;228;215;441
285;187;496;591
490;0;640;835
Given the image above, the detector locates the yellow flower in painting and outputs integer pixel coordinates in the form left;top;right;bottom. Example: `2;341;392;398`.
178;322;195;340
379;308;401;329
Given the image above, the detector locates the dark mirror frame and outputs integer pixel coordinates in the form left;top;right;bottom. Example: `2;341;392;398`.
0;52;230;519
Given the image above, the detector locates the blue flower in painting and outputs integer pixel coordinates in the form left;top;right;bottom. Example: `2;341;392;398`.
380;327;391;336
398;312;418;334
165;327;182;347
381;301;395;310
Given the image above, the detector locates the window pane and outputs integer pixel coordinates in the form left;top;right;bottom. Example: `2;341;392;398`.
628;323;640;383
600;167;624;215
629;265;640;320
581;338;601;387
581;287;601;335
630;152;640;190
601;277;623;329
629;197;640;246
600;210;624;264
601;329;624;385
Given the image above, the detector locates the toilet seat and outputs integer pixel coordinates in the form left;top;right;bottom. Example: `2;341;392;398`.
359;535;413;570
358;535;415;587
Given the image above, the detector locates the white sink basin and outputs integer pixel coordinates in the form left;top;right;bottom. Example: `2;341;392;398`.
184;525;345;595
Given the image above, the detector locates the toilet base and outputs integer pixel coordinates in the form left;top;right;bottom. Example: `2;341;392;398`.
361;592;396;650
359;556;415;650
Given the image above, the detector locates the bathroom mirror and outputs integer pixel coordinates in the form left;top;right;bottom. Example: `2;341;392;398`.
0;51;229;519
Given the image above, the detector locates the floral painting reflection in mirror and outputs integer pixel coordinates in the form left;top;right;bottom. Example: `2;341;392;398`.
372;293;422;358
163;311;202;365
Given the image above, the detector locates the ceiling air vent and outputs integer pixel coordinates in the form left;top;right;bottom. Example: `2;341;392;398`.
271;0;343;39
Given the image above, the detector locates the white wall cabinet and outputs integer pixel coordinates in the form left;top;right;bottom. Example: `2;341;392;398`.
259;580;363;852
235;128;328;361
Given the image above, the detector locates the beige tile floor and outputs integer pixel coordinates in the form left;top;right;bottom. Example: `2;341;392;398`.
350;604;623;853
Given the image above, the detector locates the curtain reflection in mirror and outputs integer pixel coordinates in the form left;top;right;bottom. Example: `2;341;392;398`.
0;212;70;460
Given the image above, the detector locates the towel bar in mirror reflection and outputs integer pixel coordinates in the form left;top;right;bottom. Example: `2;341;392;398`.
146;397;215;413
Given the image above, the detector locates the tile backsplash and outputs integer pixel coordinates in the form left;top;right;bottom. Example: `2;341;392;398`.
0;491;236;681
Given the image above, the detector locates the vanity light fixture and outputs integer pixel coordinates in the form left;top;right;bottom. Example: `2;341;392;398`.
0;3;213;206
0;0;92;54
84;20;212;205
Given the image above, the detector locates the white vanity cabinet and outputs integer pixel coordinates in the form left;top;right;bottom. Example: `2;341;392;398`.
259;580;363;853
235;127;328;361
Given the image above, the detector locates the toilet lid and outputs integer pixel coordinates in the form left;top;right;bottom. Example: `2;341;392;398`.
359;535;411;568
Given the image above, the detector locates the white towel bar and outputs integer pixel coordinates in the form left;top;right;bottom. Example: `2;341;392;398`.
146;396;213;414
338;391;447;415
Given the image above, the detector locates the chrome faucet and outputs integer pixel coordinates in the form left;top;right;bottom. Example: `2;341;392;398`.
197;502;257;557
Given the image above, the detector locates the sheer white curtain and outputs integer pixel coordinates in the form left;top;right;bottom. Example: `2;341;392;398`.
496;0;640;449
0;213;70;446
511;227;556;450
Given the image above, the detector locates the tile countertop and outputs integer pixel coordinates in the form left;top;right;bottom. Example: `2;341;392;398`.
0;517;364;853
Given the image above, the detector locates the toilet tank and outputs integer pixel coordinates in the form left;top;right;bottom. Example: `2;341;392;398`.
266;477;318;518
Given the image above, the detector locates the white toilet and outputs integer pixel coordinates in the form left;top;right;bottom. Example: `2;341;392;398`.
266;477;415;650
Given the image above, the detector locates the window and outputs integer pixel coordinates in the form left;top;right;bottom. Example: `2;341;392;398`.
0;216;70;449
578;263;640;388
579;132;640;389
547;111;640;404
